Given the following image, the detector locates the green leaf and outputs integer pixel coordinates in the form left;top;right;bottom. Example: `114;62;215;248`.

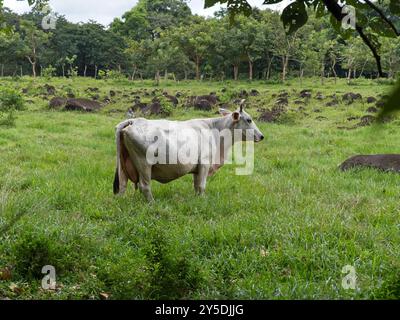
281;1;308;34
379;81;400;118
389;0;400;15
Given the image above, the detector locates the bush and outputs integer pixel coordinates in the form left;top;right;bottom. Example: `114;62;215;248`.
0;88;25;112
0;88;24;127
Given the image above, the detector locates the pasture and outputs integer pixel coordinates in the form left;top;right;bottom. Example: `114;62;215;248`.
0;77;399;299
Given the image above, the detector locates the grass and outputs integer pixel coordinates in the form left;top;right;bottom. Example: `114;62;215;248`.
0;76;399;300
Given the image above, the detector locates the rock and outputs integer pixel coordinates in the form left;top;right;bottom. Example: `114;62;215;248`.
49;97;67;109
315;92;325;100
65;98;102;112
366;97;377;104
340;154;400;173
366;107;378;113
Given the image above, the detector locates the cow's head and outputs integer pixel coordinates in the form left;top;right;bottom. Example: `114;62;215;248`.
219;100;264;142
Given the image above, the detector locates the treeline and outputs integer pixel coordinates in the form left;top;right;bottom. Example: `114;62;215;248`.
0;0;399;81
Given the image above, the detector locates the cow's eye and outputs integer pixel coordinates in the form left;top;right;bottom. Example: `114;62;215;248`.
247;119;252;124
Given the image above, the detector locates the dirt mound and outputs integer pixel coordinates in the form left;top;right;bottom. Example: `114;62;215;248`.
358;115;375;127
49;97;67;109
43;84;56;95
342;92;362;104
86;87;99;93
259;106;286;123
132;101;148;112
162;92;179;106
194;99;212;111
366;97;377;104
250;89;260;96
326;99;339;107
65;98;102;112
299;89;312;98
340;154;400;173
366;107;378;113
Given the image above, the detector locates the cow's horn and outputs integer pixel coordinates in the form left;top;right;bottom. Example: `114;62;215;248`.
240;99;246;112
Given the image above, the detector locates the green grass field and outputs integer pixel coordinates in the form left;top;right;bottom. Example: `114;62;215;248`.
0;76;399;299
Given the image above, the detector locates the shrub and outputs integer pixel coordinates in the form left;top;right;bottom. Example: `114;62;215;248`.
0;88;25;127
0;88;25;112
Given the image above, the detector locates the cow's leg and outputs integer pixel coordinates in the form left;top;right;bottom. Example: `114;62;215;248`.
138;166;154;203
193;165;209;196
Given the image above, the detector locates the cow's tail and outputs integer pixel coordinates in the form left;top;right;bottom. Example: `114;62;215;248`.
113;120;133;195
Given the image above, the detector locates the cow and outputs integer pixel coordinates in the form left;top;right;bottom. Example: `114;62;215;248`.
113;101;264;202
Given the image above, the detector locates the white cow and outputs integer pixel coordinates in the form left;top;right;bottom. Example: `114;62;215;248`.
113;102;264;202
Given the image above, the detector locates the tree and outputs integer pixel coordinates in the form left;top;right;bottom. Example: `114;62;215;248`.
111;0;192;41
20;19;50;77
170;16;214;80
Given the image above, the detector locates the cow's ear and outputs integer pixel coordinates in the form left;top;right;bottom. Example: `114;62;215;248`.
219;108;231;117
232;111;241;122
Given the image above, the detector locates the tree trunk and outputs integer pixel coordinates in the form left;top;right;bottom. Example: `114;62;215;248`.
32;62;36;78
20;66;23;77
248;59;253;81
164;69;168;80
62;64;65;77
233;64;239;81
331;61;337;84
347;68;351;84
266;58;272;80
321;62;325;85
94;65;98;79
155;70;160;86
1;64;3;77
84;65;87;77
195;56;200;80
282;55;288;82
184;70;188;81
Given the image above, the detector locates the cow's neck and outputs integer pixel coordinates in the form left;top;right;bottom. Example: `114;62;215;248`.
206;116;237;176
